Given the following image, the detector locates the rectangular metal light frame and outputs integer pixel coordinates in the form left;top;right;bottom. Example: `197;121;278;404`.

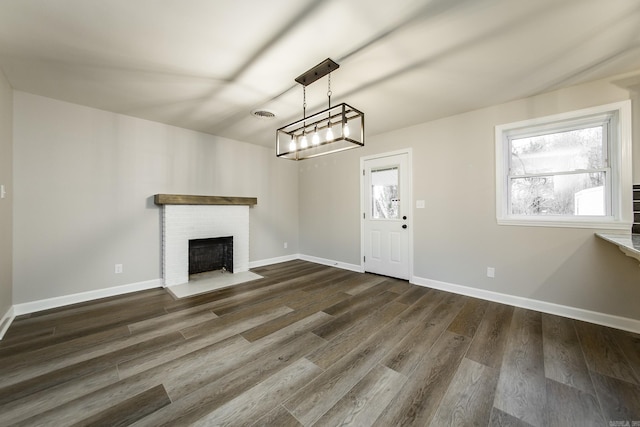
276;102;365;160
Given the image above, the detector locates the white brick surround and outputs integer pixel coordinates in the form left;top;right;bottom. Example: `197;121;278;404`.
162;205;249;286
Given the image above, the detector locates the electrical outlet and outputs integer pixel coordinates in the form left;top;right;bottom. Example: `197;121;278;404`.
0;185;5;199
284;242;288;249
115;264;123;274
487;267;495;278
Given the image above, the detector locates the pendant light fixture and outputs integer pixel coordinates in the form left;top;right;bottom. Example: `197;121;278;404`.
276;58;365;160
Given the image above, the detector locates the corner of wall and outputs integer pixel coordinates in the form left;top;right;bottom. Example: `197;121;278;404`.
0;305;15;340
0;66;13;331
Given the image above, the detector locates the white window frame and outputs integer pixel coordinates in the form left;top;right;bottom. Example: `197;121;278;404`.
495;101;632;229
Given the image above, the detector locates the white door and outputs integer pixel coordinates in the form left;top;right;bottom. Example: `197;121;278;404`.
362;152;410;279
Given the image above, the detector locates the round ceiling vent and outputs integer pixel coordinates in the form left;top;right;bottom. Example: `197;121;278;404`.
251;109;277;119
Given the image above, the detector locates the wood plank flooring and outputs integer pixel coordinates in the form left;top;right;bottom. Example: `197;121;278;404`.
1;260;639;426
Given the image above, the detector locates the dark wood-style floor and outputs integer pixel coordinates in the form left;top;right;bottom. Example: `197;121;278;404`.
1;260;639;426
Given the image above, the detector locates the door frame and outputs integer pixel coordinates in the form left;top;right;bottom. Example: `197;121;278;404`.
360;148;413;280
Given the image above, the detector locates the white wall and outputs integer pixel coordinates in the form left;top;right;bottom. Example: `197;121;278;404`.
13;92;299;304
0;70;12;321
299;74;640;321
9;72;640;323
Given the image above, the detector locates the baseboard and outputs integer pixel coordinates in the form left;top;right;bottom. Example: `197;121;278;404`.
411;275;640;334
12;278;163;317
6;252;356;320
0;305;15;340
298;254;363;273
251;253;363;274
6;261;638;335
249;254;299;269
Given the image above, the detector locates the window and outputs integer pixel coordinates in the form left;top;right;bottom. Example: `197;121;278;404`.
371;166;400;219
495;101;632;229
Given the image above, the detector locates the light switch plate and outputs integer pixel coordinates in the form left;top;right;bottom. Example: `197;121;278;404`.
416;200;425;208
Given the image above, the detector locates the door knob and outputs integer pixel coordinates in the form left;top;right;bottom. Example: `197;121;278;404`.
402;224;407;229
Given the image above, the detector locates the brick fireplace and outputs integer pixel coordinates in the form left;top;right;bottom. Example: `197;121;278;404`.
155;195;257;287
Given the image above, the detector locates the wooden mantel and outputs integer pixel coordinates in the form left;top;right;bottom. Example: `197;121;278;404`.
154;194;257;206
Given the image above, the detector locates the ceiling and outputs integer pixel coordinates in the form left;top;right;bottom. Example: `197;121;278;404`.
1;0;640;148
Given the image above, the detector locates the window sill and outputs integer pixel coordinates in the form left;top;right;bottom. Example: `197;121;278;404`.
498;217;630;230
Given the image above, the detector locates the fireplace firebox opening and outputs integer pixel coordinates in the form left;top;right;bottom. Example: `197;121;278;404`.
188;236;233;275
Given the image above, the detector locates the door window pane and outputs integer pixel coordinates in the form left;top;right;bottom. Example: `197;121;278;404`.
371;167;399;219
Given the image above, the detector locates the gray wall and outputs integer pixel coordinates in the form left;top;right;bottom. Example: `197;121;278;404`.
0;70;12;318
299;75;640;321
13;92;299;304
9;73;640;322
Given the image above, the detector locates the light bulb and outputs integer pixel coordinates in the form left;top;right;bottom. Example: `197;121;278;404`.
300;134;308;148
289;139;296;152
343;123;350;137
326;126;334;142
312;130;320;145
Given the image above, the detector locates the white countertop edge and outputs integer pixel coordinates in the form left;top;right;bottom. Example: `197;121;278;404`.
596;233;640;262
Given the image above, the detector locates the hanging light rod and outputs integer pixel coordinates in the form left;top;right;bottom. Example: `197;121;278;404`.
276;58;365;160
294;58;340;86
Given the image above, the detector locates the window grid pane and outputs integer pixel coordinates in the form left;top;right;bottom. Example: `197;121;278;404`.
509;172;607;216
509;126;605;176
